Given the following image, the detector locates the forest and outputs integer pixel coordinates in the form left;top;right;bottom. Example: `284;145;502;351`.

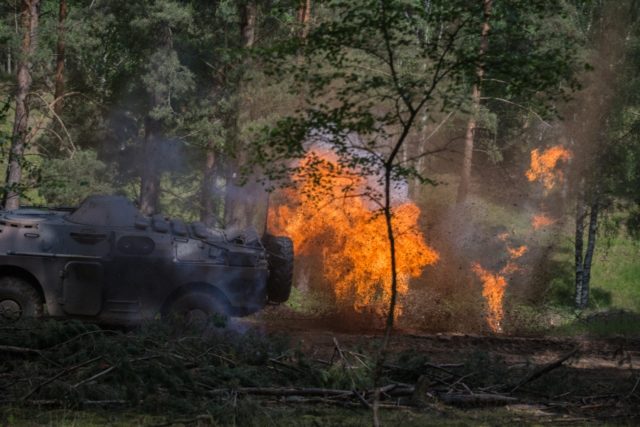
0;0;639;425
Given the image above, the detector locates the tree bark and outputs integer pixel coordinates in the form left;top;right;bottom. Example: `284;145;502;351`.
239;1;257;48
298;0;311;39
456;0;492;204
139;116;161;215
6;46;11;75
53;0;67;116
574;193;586;308
200;143;218;226
581;199;599;308
138;22;174;215
223;1;269;232
4;0;40;211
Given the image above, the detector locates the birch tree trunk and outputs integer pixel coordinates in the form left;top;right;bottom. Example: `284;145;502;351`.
4;0;40;211
581;199;599;308
574;188;600;309
456;0;492;203
574;193;586;308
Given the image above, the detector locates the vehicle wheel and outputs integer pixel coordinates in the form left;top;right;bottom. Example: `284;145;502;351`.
164;292;228;327
262;234;294;303
0;276;43;322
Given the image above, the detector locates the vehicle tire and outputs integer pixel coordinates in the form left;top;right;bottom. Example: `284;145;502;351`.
163;291;228;326
262;234;294;303
0;276;43;322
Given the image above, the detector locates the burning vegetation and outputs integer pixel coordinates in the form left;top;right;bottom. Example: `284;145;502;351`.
472;237;528;333
525;146;573;190
531;213;556;230
268;153;438;315
268;145;575;331
471;145;571;332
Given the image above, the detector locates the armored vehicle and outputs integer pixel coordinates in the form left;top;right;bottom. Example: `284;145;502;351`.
0;195;293;325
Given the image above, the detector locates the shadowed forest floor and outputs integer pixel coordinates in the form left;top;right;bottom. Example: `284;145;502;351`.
1;314;639;426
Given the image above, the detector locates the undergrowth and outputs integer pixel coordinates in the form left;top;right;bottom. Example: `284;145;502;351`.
0;319;323;418
1;319;638;425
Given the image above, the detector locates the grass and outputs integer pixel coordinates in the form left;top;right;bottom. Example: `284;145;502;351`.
590;235;640;311
516;228;640;337
545;230;640;305
552;310;640;337
3;404;611;427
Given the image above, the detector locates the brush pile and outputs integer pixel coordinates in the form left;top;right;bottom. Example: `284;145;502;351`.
0;320;637;423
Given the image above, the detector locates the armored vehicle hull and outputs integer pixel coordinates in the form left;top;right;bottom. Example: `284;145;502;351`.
0;195;293;325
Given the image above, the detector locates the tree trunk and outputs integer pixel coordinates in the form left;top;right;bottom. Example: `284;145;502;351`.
574;193;586;308
4;0;40;211
239;1;257;48
200;143;218;226
6;46;11;74
223;1;269;232
53;0;67;116
139;116;161;215
298;0;311;38
457;110;478;203
581;199;599;308
456;0;492;204
138;22;174;215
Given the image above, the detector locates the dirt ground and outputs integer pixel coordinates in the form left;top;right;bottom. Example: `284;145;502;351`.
254;308;639;367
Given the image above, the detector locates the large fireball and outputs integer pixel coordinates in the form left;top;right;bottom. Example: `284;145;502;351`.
268;153;439;314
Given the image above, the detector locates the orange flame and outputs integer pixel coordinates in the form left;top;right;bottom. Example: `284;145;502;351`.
268;153;439;314
525;146;572;190
507;245;527;259
532;214;556;230
472;263;507;333
473;239;527;332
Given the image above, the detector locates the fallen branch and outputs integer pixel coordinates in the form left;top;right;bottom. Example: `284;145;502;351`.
424;362;464;377
269;358;304;373
511;348;579;392
73;365;116;389
208;387;354;397
274;397;417;410
0;345;41;356
332;337;351;368
353;390;372;408
152;414;213;427
22;356;102;400
0;399;126;406
627;374;640;398
437;393;518;406
206;385;414;399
